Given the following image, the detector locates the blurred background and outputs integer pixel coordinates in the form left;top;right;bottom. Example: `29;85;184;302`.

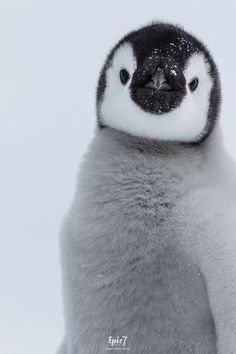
0;1;236;353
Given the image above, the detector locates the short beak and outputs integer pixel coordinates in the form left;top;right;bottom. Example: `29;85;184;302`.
144;67;171;91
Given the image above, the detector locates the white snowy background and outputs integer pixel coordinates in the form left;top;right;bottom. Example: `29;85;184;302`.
0;1;236;353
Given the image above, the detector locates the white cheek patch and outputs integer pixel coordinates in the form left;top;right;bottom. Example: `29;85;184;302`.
103;43;137;98
100;51;213;142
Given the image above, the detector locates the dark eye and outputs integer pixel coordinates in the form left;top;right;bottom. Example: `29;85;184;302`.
189;78;199;92
120;69;130;85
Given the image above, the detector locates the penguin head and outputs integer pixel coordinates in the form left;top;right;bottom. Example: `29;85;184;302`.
96;23;221;143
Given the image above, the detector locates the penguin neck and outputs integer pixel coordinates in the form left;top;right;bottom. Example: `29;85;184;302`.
96;125;233;185
98;125;224;159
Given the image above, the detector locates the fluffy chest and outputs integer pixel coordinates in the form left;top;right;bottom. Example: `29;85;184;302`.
72;140;216;350
81;147;187;247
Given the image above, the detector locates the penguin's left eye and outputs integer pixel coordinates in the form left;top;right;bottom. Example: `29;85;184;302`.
120;69;130;85
189;78;199;92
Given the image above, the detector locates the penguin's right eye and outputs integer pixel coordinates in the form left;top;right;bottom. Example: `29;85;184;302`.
189;78;199;92
120;69;130;85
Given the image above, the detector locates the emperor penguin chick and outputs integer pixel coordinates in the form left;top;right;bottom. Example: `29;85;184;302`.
58;23;236;354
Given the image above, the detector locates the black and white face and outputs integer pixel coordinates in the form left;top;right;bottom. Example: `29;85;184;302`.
97;23;220;143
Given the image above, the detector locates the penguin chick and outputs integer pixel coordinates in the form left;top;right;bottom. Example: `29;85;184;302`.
58;23;236;354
